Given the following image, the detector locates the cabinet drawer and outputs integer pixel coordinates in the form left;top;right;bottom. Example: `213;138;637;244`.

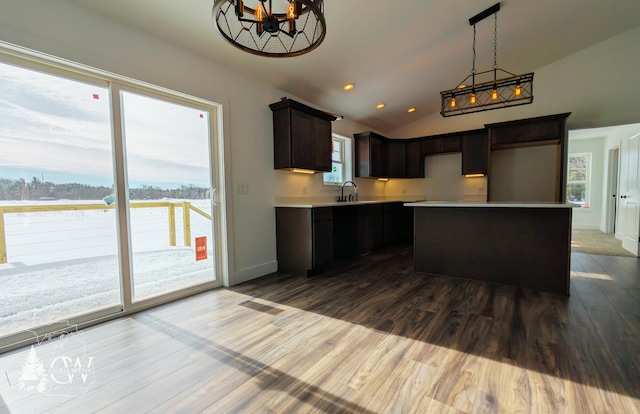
313;207;333;222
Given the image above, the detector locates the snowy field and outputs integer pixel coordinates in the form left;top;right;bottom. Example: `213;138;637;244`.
0;200;215;338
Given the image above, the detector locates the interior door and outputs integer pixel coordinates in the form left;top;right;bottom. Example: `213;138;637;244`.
617;131;640;255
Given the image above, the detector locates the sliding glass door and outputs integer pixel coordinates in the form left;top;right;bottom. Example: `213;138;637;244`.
120;90;218;301
0;49;225;351
0;61;120;339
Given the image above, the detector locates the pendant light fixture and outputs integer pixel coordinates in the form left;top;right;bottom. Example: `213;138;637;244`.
440;3;534;117
212;0;326;58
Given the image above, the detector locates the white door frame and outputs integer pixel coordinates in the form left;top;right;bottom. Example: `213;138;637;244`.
605;147;620;234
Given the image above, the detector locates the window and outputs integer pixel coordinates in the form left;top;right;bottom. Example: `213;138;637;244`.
567;153;591;207
324;134;352;185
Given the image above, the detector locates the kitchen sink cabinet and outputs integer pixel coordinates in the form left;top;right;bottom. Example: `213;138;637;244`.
276;207;333;276
277;203;413;275
270;98;337;172
461;129;489;176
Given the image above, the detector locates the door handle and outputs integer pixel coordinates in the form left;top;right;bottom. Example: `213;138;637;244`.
211;187;219;207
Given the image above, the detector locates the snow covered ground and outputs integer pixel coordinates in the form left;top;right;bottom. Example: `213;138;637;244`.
0;200;215;338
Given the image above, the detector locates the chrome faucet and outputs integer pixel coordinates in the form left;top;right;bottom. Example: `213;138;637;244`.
338;181;358;202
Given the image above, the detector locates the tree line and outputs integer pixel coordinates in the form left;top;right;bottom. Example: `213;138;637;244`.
0;177;209;201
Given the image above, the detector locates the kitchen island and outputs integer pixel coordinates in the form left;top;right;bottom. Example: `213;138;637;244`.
404;201;576;295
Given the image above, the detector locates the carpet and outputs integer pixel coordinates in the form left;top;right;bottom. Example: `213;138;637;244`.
571;229;636;257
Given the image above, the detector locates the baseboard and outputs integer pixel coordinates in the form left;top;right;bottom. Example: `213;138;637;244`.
571;224;601;230
231;261;278;286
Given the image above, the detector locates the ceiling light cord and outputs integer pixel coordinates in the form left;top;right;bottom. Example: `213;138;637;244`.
493;13;498;82
472;24;477;86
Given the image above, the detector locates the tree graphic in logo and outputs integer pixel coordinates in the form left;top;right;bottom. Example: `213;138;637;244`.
18;346;48;393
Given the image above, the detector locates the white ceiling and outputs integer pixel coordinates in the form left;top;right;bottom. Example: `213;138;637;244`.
67;0;640;133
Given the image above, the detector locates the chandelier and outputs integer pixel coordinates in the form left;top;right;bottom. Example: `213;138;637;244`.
440;3;534;117
212;0;326;57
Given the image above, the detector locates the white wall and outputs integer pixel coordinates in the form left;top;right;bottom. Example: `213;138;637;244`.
567;137;606;229
489;145;559;202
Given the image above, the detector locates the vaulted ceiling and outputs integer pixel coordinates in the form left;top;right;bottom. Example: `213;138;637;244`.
67;0;640;133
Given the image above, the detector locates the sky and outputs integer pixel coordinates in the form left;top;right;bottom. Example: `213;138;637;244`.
0;61;212;189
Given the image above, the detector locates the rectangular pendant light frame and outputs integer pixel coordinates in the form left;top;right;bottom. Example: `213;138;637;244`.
440;72;534;117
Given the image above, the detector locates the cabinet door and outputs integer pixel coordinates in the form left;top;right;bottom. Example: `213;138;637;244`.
421;138;441;155
383;203;403;245
290;109;314;169
357;205;383;252
387;141;406;178
406;141;424;178
462;131;489;175
370;136;388;178
441;136;461;153
490;124;522;147
313;117;332;172
312;208;333;268
523;118;562;142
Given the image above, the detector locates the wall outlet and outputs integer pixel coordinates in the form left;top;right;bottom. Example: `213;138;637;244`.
478;185;484;193
302;185;307;195
402;186;406;195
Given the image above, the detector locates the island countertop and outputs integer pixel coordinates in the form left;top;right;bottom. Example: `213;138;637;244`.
405;201;578;208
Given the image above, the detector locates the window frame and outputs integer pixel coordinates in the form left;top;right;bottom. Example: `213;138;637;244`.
323;134;352;186
567;152;591;207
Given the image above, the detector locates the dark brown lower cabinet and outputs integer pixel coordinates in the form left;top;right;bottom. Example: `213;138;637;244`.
357;204;383;253
277;203;413;275
276;207;333;276
383;203;403;245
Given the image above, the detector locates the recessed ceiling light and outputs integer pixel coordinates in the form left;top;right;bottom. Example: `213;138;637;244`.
407;107;416;113
343;83;355;91
376;103;386;109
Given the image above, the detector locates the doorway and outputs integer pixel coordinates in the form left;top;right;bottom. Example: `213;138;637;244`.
605;147;620;233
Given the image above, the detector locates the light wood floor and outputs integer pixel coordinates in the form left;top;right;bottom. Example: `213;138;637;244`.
1;245;639;413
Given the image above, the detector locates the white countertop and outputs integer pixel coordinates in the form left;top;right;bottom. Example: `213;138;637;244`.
405;201;579;208
275;198;425;208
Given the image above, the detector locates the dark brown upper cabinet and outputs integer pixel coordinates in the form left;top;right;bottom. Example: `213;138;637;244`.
270;98;337;172
488;113;571;150
405;141;424;178
461;129;489;176
387;141;406;178
421;134;461;156
354;132;388;178
355;133;425;179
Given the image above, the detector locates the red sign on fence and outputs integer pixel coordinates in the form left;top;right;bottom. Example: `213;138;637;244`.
195;236;207;261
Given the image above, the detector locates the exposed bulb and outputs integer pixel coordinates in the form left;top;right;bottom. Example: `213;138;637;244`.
514;84;522;96
450;97;456;108
491;86;498;100
470;93;476;104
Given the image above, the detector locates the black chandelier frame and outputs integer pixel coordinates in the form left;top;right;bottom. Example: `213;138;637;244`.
440;3;534;117
212;0;326;58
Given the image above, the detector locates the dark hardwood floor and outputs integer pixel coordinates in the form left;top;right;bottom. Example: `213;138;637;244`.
0;245;638;413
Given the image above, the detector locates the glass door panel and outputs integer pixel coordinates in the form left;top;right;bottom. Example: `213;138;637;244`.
121;91;216;302
0;61;120;338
